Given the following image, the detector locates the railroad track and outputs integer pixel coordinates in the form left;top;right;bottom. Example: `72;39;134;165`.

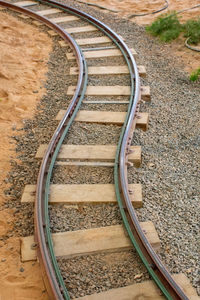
0;1;198;299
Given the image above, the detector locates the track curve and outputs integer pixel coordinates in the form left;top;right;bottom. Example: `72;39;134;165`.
0;1;190;299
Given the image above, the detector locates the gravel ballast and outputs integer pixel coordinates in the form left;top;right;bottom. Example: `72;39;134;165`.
3;1;200;298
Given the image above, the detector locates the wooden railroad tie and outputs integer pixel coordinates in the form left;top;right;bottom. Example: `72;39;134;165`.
33;15;79;26
56;110;149;131
35;145;141;167
67;85;151;101
59;36;112;47
70;65;146;77
66;48;137;60
15;1;36;7
20;221;160;262
74;273;198;300
48;25;98;36
50;15;79;23
36;8;61;16
21;183;142;207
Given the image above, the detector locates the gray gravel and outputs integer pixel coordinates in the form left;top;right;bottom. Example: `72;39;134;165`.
65;123;122;145
49;203;122;232
87;74;131;86
52;165;114;184
58;250;149;298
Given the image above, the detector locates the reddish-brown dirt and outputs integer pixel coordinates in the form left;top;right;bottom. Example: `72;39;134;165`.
0;11;52;300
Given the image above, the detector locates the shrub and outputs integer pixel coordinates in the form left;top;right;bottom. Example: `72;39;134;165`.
146;12;182;42
159;27;181;42
190;68;200;81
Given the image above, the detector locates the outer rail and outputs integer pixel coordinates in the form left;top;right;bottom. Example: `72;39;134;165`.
0;1;189;299
0;1;86;298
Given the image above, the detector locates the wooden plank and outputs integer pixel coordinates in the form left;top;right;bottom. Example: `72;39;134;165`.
48;25;98;36
36;15;78;25
136;112;149;130
67;85;150;101
56;161;115;167
70;65;146;77
67;85;131;96
15;1;36;7
20;222;160;261
172;274;200;300
66;48;137;60
20;235;37;262
59;36;111;47
75;36;111;46
141;86;151;102
75;274;199;300
56;110;149;130
64;25;98;34
21;183;142;207
36;8;61;16
82;100;130;104
35;145;141;166
50;15;79;23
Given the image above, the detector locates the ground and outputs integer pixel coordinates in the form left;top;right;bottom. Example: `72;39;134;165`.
0;11;51;300
0;1;199;299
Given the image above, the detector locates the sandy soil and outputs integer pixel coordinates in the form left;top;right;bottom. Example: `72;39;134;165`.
79;0;200;72
81;0;200;23
0;2;199;300
0;11;52;300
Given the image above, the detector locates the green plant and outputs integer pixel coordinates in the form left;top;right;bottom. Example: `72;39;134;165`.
190;67;200;81
146;12;182;42
146;14;200;45
183;18;200;45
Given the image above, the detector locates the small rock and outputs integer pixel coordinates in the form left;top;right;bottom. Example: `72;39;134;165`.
20;267;24;272
147;162;155;169
134;273;143;280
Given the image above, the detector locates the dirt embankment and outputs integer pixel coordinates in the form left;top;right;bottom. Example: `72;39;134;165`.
0;11;52;300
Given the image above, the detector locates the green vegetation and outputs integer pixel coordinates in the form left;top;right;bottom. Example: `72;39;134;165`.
190;68;200;81
146;12;182;42
146;13;200;45
183;19;200;45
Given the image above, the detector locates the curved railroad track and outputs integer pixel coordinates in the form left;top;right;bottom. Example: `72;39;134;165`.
0;1;196;299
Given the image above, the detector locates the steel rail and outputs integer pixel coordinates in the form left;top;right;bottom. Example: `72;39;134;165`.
32;1;190;299
0;1;87;298
33;1;188;299
1;1;189;299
